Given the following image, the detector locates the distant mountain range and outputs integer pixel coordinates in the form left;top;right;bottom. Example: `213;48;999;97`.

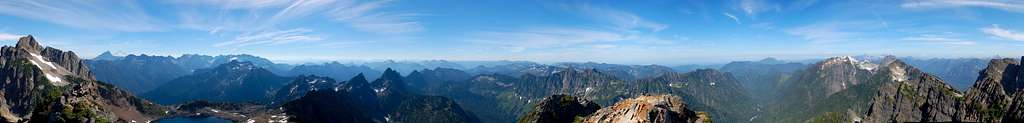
0;34;996;123
415;67;756;123
284;69;480;123
142;61;293;105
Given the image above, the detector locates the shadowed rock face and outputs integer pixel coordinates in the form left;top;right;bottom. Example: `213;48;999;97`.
517;95;601;123
959;58;1020;122
1005;91;1024;122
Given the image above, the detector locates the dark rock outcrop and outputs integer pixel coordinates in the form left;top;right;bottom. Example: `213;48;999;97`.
1004;91;1024;122
517;95;600;123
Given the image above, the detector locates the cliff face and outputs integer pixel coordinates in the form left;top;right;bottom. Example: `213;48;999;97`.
583;95;704;123
0;36;165;122
958;58;1021;122
11;36;94;80
1005;91;1024;122
864;56;1024;123
864;61;967;122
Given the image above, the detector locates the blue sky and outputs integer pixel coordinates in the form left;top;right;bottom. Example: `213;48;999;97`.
0;0;1022;65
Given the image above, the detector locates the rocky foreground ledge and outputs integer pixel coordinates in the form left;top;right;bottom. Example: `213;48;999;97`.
519;94;711;123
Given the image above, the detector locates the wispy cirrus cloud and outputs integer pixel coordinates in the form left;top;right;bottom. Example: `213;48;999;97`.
468;27;628;52
785;22;867;44
981;24;1024;41
173;0;422;47
900;32;976;45
169;0;295;9
902;0;1024;12
569;4;668;32
214;28;323;47
327;0;424;34
723;13;742;24
738;0;778;16
0;0;163;32
173;0;339;33
0;33;23;41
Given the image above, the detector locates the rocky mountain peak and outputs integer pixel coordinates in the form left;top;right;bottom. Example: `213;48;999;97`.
92;51;123;61
3;35;95;84
759;57;784;64
0;35;165;122
824;56;880;71
15;35;42;52
371;68;408;104
273;75;338;103
338;73;370;91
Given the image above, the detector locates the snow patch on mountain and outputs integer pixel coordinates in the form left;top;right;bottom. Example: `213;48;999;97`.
27;53;69;86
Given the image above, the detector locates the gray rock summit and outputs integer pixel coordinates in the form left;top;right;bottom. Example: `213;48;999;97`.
0;35;165;122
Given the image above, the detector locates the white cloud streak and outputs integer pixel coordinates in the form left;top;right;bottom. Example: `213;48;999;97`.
723;13;742;24
0;33;23;41
168;0;295;9
172;0;423;47
785;22;863;44
327;1;424;34
0;0;163;32
468;27;628;52
902;0;1024;13
739;0;777;16
214;28;323;47
900;32;976;45
572;4;668;32
981;24;1024;41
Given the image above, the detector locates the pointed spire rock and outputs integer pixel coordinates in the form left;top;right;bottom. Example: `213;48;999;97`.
16;35;42;52
381;68;402;79
349;73;369;85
